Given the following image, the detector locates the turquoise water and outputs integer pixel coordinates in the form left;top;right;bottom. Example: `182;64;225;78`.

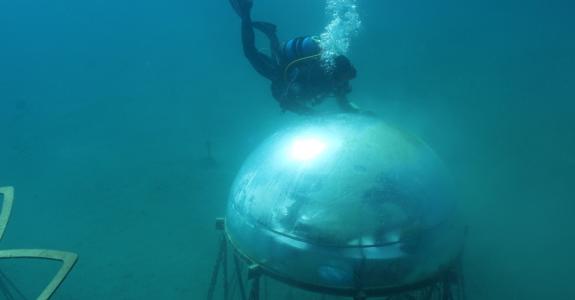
0;0;574;299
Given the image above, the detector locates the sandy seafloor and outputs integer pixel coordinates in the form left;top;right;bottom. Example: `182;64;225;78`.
0;0;574;299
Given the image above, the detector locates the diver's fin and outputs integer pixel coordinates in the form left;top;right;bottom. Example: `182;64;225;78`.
228;0;253;20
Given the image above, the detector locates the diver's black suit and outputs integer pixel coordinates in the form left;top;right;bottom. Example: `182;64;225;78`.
231;0;358;115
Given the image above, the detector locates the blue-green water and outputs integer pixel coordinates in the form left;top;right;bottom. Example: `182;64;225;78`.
0;0;574;299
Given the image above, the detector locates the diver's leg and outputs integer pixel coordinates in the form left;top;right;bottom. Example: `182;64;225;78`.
241;20;280;81
229;0;279;80
252;22;281;63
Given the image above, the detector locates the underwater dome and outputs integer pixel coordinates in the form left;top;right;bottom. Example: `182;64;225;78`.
226;114;465;293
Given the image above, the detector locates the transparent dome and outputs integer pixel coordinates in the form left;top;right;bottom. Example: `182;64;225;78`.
226;114;464;292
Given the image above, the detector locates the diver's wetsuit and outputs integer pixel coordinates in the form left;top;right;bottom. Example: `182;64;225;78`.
234;1;357;115
241;18;281;82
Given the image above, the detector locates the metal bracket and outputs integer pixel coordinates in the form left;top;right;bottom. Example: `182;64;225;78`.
0;186;79;300
215;218;225;231
0;249;78;300
0;186;15;241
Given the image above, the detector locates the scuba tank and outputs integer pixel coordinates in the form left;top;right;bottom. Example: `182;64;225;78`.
281;36;322;81
281;36;322;63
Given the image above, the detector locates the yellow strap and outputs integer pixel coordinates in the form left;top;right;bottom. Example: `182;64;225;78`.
283;54;322;81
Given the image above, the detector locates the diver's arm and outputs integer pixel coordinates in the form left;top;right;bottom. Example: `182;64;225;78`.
337;95;378;116
279;99;316;115
334;81;359;113
273;79;317;115
336;95;361;113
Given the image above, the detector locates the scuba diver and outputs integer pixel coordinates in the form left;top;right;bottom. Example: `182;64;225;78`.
229;0;361;115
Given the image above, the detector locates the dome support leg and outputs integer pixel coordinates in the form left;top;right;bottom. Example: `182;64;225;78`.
0;269;20;300
353;290;367;300
207;217;467;300
247;264;262;300
207;218;230;300
233;254;247;300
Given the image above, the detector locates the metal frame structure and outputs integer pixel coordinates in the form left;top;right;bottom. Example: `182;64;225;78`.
208;218;466;300
0;186;78;300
